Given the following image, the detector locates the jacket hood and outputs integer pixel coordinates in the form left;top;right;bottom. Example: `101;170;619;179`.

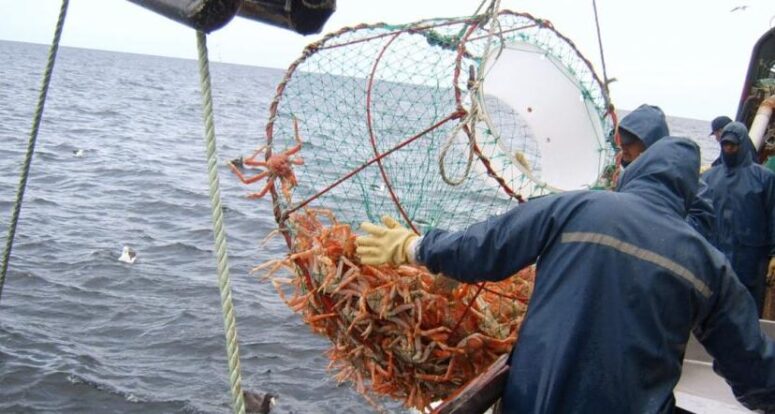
719;121;755;169
617;137;700;216
619;104;670;148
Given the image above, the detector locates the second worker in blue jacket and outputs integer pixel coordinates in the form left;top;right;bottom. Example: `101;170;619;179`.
702;121;775;315
616;103;715;240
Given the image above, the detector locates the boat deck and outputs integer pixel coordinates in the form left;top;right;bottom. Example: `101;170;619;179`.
676;320;775;413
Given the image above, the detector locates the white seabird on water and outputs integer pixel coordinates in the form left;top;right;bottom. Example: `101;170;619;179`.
118;246;137;264
73;149;84;157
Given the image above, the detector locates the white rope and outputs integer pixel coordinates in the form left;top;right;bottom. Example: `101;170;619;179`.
437;0;503;186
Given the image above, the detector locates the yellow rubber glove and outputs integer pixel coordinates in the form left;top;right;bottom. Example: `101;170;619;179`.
768;256;775;286
356;215;418;266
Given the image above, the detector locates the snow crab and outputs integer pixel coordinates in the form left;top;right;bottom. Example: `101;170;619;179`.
229;117;304;202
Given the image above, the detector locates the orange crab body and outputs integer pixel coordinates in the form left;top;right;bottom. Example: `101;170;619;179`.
228;118;304;202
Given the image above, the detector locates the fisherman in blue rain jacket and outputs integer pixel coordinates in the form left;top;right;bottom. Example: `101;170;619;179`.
702;121;775;315
356;137;775;413
617;104;715;240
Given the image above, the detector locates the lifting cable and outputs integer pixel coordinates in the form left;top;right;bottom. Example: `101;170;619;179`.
195;31;246;414
0;0;70;307
592;0;622;182
592;0;612;105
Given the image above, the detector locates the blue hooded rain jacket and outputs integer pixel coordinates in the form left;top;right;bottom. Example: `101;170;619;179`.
417;137;775;413
617;104;716;240
710;125;758;167
701;121;775;314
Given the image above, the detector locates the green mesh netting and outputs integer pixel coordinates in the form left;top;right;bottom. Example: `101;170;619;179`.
259;10;614;233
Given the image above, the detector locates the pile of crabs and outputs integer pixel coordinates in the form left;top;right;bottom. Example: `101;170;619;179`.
260;209;534;411
229;120;535;410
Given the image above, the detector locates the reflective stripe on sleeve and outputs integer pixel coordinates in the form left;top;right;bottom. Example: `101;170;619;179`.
561;232;712;298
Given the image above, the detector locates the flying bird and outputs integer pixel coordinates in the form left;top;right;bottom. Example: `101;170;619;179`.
730;5;749;12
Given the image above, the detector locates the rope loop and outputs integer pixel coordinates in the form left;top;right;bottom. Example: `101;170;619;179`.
438;0;503;187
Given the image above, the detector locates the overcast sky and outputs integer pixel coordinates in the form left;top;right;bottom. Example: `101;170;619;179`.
2;0;774;120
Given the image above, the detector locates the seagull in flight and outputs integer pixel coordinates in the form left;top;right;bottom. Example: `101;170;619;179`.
730;5;749;12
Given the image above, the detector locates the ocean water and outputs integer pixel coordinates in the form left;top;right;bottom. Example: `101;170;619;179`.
0;40;719;413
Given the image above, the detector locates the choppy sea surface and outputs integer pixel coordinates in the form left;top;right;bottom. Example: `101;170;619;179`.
0;40;719;413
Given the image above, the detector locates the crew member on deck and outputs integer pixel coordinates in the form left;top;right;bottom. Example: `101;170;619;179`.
710;115;733;143
708;115;757;167
356;138;775;413
702;121;775;315
616;104;715;240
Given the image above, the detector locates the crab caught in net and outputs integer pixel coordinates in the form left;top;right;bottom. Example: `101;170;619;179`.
228;117;304;202
258;209;533;410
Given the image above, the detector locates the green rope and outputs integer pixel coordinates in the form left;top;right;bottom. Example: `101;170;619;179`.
195;30;246;414
0;0;70;307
